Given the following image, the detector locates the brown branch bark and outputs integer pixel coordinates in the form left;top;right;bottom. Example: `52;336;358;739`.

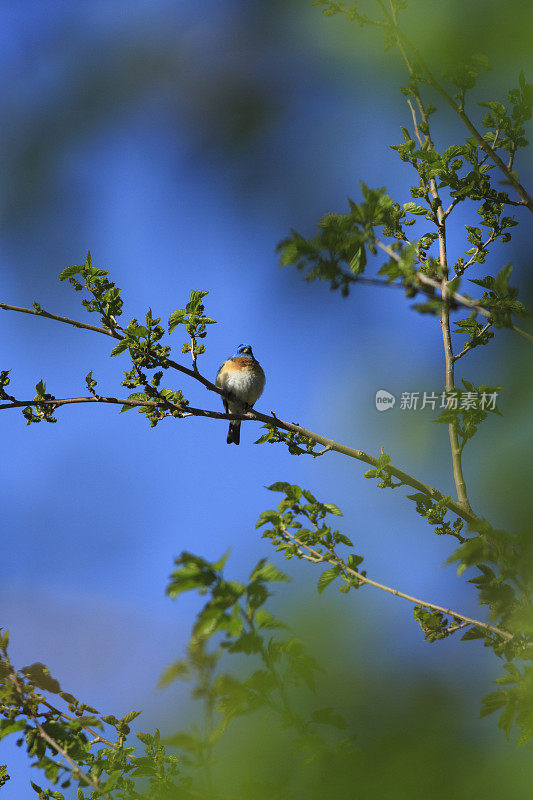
0;392;479;525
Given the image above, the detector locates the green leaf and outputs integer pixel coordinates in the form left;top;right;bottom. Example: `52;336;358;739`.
323;502;343;516
129;325;148;338
59;692;77;704
136;732;153;746
346;554;364;570
58;265;83;281
158;661;190;689
126;392;150;403
166;553;218;598
110;339;129;357
168;309;187;333
377;452;391;469
254;609;288;630
470;276;495;290
189;290;209;307
211;549;231;573
335;533;353;546
498;701;516;739
21;662;60;693
480;690;508;718
193;607;225;640
317;567;341;595
266;482;292;493
0;719;26;741
120;392;150;413
494;263;513;295
286;485;302;502
255;510;281;529
121;710;142;725
461;626;485;641
249;559;290;584
403;202;427;215
479;100;506;116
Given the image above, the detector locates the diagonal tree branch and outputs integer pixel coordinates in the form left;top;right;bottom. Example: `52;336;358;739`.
0;301;123;339
0;300;229;398
0;392;479;525
374;240;533;344
282;527;513;641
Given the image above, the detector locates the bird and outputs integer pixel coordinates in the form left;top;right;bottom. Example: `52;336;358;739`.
216;344;265;445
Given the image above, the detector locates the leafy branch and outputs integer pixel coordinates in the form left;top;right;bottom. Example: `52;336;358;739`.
377;0;533;211
0;628;186;799
256;484;515;643
0;370;479;529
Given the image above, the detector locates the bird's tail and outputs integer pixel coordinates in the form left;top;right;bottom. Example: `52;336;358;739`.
227;420;241;445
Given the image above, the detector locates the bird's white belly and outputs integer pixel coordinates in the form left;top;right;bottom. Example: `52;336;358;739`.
223;369;265;407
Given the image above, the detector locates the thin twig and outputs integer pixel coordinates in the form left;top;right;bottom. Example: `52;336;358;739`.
283;528;513;641
443;198;460;221
0;302;122;339
190;333;199;374
479;127;500;166
511;324;533;342
508;145;517;171
461;231;498;272
406;97;424;147
38;697;126;754
313;445;332;458
446;621;470;634
437;196;472;513
453;321;493;363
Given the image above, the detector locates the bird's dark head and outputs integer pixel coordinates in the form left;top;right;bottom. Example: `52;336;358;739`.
235;343;254;358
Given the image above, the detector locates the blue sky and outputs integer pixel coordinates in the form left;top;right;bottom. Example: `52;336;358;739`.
1;1;533;796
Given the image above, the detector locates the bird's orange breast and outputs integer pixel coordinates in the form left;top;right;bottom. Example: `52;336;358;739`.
226;357;256;371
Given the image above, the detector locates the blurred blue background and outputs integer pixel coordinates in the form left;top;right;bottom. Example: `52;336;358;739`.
1;1;533;796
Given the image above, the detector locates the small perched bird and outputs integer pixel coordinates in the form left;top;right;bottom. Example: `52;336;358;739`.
216;344;265;445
